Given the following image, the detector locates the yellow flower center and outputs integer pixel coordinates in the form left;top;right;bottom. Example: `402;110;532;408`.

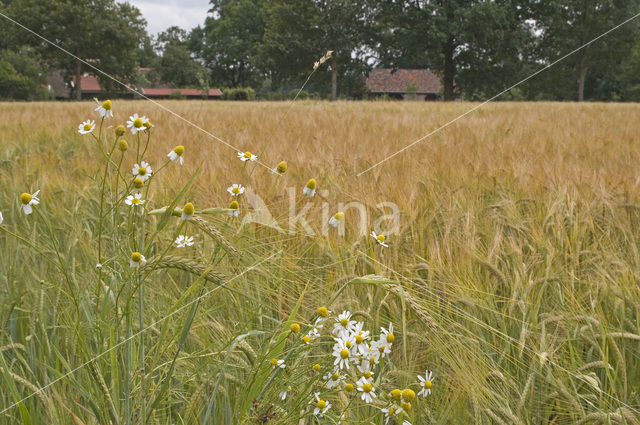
229;200;239;210
388;407;395;416
332;373;339;381
183;203;195;215
102;99;112;110
133;178;144;188
20;193;32;205
362;383;373;393
345;383;354;392
316;400;326;409
306;178;316;189
386;333;395;343
355;334;364;344
131;198;140;204
173;145;184;156
377;234;385;243
131;252;142;262
378;345;386;353
83;123;92;131
402;402;412;411
317;307;328;317
270;358;278;366
363;371;372;379
133;118;143;128
143;121;151;128
346;340;352;348
290;323;300;333
340;318;348;326
401;389;416;402
244;151;252;158
302;335;311;343
340;349;349;359
138;167;147;176
390;389;402;401
424;380;432;389
313;363;322;371
276;161;287;173
232;187;240;194
334;212;344;221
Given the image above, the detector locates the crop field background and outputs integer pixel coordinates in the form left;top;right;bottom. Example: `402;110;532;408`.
1;100;640;424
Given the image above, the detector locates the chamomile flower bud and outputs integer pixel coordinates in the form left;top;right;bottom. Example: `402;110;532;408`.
303;179;316;196
133;177;144;189
345;383;354;392
401;402;412;411
182;203;195;221
130;252;146;268
78;119;95;134
313;363;322;372
238;151;257;162
401;389;416;403
144;121;153;129
274;161;287;175
95;99;113;118
290;323;301;333
116;125;126;137
329;212;345;227
118;139;129;152
168;145;185;165
390;389;402;401
19;190;40;215
228;200;240;217
317;306;329;317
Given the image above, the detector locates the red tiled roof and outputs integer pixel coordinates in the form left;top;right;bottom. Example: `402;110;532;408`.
141;88;222;97
366;69;441;94
73;74;102;92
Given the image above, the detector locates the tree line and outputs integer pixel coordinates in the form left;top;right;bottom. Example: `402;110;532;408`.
1;0;640;101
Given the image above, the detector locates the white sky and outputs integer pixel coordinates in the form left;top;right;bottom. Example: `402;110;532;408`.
119;0;211;35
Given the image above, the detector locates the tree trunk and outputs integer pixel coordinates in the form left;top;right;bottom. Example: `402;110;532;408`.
74;60;82;101
577;54;588;102
443;36;455;101
331;55;337;102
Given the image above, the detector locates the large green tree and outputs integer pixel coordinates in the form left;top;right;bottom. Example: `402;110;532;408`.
375;0;533;100
9;0;146;99
149;26;208;89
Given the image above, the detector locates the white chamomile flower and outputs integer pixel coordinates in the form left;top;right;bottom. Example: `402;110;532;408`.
78;119;95;134
269;358;285;369
356;376;376;403
303;327;320;344
174;235;194;248
19;190;40;215
357;361;375;381
228;200;240;217
129;252;146;268
126;113;149;134
329;211;345;227
324;370;344;389
371;231;389;247
125;193;145;207
332;338;352;370
351;322;370;355
382;406;403;424
303;178;316;196
238;151;257;162
333;311;356;337
280;386;291;401
167;145;185;164
227;184;245;197
95;99;113;118
312;393;331;417
381;322;395;345
417;369;434;398
182;203;195;221
132;161;152;181
371;339;391;360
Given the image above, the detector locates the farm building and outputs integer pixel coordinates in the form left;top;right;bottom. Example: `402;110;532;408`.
366;69;442;100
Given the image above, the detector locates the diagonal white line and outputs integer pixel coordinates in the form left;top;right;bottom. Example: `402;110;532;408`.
357;10;640;176
359;250;640;414
0;251;281;415
0;11;275;172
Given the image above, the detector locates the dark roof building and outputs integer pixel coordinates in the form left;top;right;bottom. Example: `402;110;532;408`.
366;69;442;100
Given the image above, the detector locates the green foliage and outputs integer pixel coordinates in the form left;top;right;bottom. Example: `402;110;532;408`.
0;48;50;100
221;86;256;100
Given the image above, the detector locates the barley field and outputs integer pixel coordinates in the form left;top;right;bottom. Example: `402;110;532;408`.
1;100;640;425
